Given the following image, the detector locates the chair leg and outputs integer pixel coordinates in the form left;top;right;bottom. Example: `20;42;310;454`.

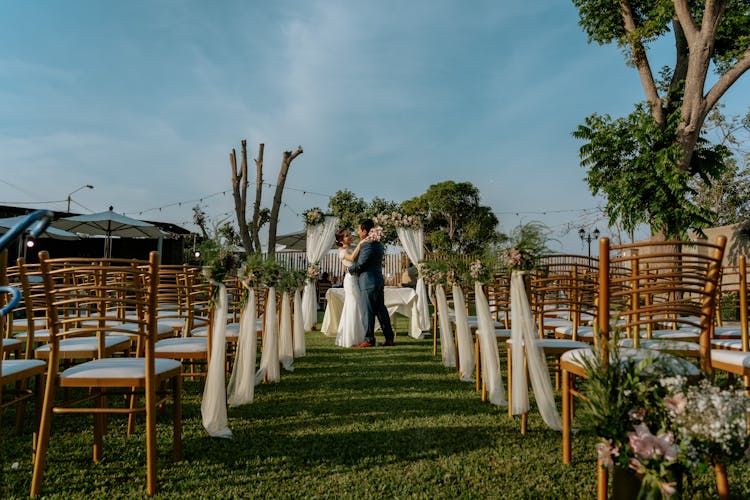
562;369;571;465
30;377;57;496
14;379;27;434
146;381;158;496
596;459;609;500
93;390;105;462
173;375;183;461
127;385;138;435
506;344;513;418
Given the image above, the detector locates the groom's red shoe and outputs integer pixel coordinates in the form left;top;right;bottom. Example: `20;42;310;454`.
382;340;396;347
353;341;375;348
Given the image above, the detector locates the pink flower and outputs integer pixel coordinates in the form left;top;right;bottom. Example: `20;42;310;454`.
367;226;384;242
664;393;687;414
595;440;620;469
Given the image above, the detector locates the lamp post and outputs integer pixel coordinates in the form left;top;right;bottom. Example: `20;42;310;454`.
578;227;600;259
66;184;94;213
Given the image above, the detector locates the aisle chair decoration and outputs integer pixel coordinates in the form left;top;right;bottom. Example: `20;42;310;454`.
448;260;475;382
227;255;264;407
197;235;239;439
278;269;306;371
256;258;284;384
300;209;338;331
503;223;563;431
421;260;456;368
293;273;306;357
470;258;507;407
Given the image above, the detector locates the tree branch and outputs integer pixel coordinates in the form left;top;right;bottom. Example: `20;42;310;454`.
620;0;664;124
672;0;698;40
705;48;750;114
251;143;264;252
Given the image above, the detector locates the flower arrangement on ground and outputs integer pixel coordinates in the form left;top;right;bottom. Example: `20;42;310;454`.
580;342;750;498
303;207;325;227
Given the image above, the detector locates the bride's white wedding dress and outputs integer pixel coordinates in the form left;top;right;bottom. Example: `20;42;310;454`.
335;248;365;347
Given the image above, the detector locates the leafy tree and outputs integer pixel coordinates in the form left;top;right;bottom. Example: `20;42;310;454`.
327;189;368;231
401;181;500;255
572;0;750;237
692;105;750;225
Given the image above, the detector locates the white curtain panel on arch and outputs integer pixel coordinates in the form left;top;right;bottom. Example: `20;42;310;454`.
302;216;339;330
395;227;429;335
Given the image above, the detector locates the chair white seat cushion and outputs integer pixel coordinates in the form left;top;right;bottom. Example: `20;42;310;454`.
711;349;750;369
157;317;186;329
115;322;174;337
506;338;589;350
554;325;595;338
646;330;699;341
13;317;47;329
495;329;512;338
561;347;700;375
60;357;182;380
2;358;46;378
35;335;132;354
713;327;743;338
710;339;743;350
192;320;261;338
155;337;207;354
618;338;699;352
14;329;51;342
541;317;572;328
3;338;22;348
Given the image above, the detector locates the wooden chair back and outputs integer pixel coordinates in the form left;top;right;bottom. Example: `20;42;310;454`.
596;237;726;372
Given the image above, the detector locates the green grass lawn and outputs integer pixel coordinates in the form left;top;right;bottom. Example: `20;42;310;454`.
3;321;749;498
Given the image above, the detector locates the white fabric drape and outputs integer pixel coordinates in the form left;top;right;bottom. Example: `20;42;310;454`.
255;287;280;384
435;284;456;368
475;282;507;406
293;289;305;357
510;271;562;431
396;227;429;336
278;291;294;371
302;216;339;330
227;285;256;407
201;282;232;438
452;284;475;382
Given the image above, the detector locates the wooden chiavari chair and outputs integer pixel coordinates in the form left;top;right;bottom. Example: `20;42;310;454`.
31;251;182;497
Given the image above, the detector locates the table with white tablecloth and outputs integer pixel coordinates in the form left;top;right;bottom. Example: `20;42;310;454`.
320;286;425;338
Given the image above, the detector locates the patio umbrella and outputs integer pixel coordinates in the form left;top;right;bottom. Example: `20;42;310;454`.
0;215;78;240
55;206;164;257
275;230;308;252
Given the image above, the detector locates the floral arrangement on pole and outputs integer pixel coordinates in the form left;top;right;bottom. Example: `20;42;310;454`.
580;340;750;498
419;260;448;286
468;256;493;284
198;235;240;284
306;263;321;280
501;221;552;271
278;268;307;293
303;207;325;227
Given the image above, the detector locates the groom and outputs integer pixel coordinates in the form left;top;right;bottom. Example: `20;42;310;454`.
348;218;395;348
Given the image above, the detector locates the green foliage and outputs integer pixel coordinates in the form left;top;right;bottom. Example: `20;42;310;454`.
401;181;500;255
197;231;239;284
278;268;307;293
574;103;729;237
327;189;368;232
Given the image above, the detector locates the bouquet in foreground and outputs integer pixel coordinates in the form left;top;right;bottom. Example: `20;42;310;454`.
581;344;750;499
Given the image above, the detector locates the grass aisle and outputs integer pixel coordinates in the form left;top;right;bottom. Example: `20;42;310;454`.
3;327;748;498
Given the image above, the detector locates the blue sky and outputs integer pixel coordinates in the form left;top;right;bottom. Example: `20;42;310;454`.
1;0;748;253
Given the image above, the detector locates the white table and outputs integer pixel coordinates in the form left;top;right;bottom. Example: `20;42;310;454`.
321;286;424;338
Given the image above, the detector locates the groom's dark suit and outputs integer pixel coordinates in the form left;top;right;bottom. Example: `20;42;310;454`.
348;240;394;345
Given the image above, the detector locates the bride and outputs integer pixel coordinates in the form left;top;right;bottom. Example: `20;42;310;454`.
335;229;365;347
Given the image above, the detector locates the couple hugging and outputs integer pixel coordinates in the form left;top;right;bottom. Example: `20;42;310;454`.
334;218;395;348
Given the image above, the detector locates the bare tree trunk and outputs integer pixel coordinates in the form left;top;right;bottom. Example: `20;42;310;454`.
231;140;254;254
251;143;264;252
267;146;303;257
